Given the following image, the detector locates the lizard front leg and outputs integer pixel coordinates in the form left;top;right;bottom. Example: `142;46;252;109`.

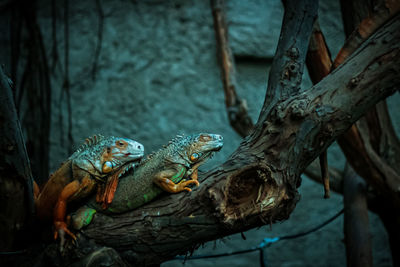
187;161;202;181
53;176;95;248
53;180;79;246
154;178;199;193
153;167;199;193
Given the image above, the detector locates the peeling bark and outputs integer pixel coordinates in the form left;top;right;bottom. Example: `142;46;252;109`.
64;10;400;266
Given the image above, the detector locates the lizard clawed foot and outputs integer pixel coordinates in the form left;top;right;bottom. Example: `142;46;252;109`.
54;221;77;252
177;179;200;192
155;177;200;193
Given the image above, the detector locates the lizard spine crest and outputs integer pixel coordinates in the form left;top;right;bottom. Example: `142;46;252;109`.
74;134;105;154
142;134;185;164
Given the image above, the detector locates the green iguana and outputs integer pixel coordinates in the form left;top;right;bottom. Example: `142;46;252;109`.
71;133;223;230
34;135;144;245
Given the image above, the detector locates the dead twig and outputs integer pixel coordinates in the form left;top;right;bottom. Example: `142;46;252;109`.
210;0;253;137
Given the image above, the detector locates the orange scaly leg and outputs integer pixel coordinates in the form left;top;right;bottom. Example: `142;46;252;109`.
190;169;198;181
154;177;199;193
53;180;80;248
187;162;201;181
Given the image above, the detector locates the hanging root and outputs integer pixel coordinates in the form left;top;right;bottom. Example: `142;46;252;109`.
319;150;330;198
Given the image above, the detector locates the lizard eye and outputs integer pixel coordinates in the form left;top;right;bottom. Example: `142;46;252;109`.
116;140;126;147
190;153;200;162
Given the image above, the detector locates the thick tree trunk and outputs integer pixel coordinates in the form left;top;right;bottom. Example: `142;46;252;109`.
0;66;34;251
63;10;400;266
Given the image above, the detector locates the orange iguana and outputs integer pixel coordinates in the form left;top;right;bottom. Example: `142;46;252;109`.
34;135;144;246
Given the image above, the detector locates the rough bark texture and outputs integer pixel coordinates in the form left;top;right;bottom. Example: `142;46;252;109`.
63;11;400;266
0;66;34;251
338;2;400;264
305;11;373;266
305;20;333;198
343;163;373;267
337;0;400;203
259;0;318;120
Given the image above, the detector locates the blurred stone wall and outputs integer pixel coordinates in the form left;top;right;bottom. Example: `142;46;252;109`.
1;0;397;266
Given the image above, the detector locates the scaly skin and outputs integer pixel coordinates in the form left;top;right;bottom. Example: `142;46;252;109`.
72;133;223;229
35;135;144;247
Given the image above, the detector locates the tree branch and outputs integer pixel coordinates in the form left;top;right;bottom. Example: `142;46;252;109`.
71;11;400;266
333;0;400;69
336;0;400;208
211;0;253;137
305;20;333;198
258;0;318;122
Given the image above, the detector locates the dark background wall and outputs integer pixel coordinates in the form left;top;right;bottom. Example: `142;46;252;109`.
1;0;398;266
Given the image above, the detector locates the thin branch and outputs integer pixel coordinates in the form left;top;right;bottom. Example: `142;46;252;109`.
336;0;400;205
356;117;400;193
305;20;332;198
373;101;400;174
339;0;374;37
333;0;400;68
319;151;330;198
305;21;331;82
304;160;343;195
210;0;253;137
304;160;383;214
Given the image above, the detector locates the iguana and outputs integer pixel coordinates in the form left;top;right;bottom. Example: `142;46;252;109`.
34;135;144;245
71;133;223;230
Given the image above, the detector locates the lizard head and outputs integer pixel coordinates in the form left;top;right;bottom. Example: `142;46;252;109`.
173;133;223;168
100;137;144;175
71;135;144;179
